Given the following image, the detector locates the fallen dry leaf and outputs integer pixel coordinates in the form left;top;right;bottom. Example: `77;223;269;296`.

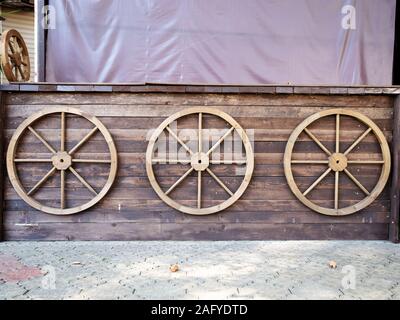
170;264;179;272
328;260;337;269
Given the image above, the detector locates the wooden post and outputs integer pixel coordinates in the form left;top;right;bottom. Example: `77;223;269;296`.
36;0;47;82
390;95;400;243
0;92;5;241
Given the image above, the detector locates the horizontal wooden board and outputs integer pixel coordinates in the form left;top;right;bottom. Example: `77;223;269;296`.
5;92;393;108
2;83;400;96
3;222;389;241
6;104;394;119
4;207;390;224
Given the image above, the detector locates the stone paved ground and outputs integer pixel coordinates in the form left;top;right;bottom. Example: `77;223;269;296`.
0;241;399;300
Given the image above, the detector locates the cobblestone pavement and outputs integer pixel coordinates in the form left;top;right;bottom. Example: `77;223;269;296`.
0;241;399;300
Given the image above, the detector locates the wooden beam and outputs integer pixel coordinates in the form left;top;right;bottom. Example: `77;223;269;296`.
35;0;47;82
390;95;400;243
0;93;5;241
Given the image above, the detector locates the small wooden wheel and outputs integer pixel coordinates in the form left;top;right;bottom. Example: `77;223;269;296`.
146;107;254;215
7;107;118;215
284;108;391;216
1;29;30;82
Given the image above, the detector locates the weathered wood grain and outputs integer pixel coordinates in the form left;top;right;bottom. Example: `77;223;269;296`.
3;207;390;224
5;93;394;108
6;105;394;119
3;181;389;203
3;222;389;240
5;198;389;214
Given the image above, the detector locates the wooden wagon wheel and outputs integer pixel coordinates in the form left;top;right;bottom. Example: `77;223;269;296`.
146;107;254;215
284;108;390;216
7;107;118;215
1;29;30;82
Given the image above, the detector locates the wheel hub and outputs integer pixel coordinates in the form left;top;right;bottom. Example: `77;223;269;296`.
190;152;209;171
12;53;22;66
328;153;348;172
52;151;72;170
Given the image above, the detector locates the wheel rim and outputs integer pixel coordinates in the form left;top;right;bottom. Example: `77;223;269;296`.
7;107;118;215
146;107;254;215
1;29;30;82
284;108;391;216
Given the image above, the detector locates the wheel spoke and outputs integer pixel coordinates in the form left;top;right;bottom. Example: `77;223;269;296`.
72;159;112;164
152;159;191;164
68;127;98;155
344;169;370;196
13;65;18;80
8;41;17;54
69;167;97;195
347;160;385;164
209;160;247;165
61;112;66;152
27;167;56;196
303;167;332;196
198;113;202;153
197;171;202;209
28;126;57;154
291;160;329;164
206;126;235;157
336;114;340;153
206;168;234;196
166;126;194;155
334;171;339;210
344;128;372;156
304;128;332;156
14;158;52;163
13;42;22;56
165;167;194;196
60;170;65;209
17;65;24;79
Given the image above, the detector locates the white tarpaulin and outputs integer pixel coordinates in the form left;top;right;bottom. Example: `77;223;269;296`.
46;0;396;85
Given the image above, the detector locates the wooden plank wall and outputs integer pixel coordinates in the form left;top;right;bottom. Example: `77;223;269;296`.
1;91;395;240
